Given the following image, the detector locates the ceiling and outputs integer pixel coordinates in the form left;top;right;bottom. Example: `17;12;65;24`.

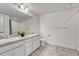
0;3;32;20
29;3;79;15
0;3;79;19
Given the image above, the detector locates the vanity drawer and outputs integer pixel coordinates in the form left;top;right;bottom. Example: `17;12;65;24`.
0;40;24;54
0;50;13;56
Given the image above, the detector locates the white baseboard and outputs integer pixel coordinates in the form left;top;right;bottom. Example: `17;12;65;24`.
46;41;76;50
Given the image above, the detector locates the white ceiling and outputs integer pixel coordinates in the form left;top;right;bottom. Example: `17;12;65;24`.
29;3;79;15
0;3;32;20
0;3;79;19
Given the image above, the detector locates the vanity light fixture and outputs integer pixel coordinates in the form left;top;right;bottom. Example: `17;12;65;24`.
1;17;3;26
20;4;24;10
25;8;28;12
15;3;28;12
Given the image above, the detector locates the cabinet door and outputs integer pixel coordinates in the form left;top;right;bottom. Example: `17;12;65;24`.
25;42;32;56
13;45;25;56
1;50;13;56
33;36;40;51
25;38;32;56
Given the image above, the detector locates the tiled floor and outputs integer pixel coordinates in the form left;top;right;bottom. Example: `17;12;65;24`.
31;43;79;56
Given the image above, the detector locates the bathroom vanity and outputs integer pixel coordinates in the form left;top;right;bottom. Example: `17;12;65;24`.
0;34;40;56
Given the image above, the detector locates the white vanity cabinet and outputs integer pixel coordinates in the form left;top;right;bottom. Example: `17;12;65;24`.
13;45;25;56
0;40;25;56
1;45;25;56
24;38;32;56
1;50;13;56
0;34;40;56
11;40;25;56
33;36;40;51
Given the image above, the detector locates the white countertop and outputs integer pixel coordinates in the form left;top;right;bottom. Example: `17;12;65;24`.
0;34;40;47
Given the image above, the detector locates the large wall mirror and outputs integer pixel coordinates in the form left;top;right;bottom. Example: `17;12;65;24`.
0;14;10;39
0;14;22;38
0;13;35;39
0;15;4;34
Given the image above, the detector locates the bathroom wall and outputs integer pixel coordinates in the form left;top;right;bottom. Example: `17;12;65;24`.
40;8;79;49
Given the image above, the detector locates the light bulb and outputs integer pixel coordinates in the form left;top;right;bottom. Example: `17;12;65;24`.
20;5;24;10
1;17;3;26
25;8;28;12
